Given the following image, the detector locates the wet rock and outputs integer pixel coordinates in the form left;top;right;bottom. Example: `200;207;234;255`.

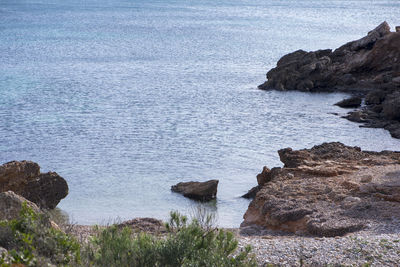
335;96;362;108
171;180;218;201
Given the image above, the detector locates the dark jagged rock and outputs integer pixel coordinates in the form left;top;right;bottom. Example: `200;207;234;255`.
258;21;400;139
0;161;68;209
241;186;260;199
171;180;218;201
335;96;362;108
241;142;400;237
22;172;69;209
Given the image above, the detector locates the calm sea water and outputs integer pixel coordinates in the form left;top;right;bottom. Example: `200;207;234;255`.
1;0;399;227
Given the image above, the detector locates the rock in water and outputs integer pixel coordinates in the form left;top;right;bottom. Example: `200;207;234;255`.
258;22;398;92
241;142;400;237
241;186;260;199
0;161;68;209
334;96;362;108
257;21;400;138
171;180;218;201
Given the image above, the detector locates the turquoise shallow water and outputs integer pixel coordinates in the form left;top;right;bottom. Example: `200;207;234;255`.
1;0;399;226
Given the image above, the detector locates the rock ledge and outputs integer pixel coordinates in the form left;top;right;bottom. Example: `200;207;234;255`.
241;142;400;237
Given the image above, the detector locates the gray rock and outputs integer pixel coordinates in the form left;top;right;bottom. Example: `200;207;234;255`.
0;191;41;221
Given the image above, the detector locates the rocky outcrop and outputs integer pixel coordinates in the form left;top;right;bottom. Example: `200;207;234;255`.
0;161;68;209
171;180;219;201
0;191;42;221
241;142;400;237
258;22;400;138
259;22;399;92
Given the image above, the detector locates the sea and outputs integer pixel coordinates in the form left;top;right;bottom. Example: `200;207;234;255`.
1;0;399;227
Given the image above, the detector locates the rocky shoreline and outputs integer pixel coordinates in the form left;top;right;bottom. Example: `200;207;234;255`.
258;22;400;139
241;142;400;237
238;142;400;266
1;141;400;266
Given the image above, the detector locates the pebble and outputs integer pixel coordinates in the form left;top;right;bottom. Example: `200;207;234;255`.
237;221;400;266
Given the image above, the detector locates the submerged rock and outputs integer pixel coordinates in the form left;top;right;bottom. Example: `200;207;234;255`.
171;180;218;201
241;142;400;237
0;161;68;209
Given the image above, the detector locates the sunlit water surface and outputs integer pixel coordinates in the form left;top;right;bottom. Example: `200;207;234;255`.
1;0;399;226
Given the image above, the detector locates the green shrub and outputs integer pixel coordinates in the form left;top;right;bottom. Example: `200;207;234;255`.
83;211;256;267
0;203;81;266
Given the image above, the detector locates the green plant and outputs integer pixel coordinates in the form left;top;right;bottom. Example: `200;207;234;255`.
84;211;256;267
0;202;81;266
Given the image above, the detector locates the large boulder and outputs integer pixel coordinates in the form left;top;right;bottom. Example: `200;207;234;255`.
0;161;68;209
0;191;42;221
171;180;219;201
259;22;399;92
241;142;400;237
0;161;40;191
22;172;69;209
